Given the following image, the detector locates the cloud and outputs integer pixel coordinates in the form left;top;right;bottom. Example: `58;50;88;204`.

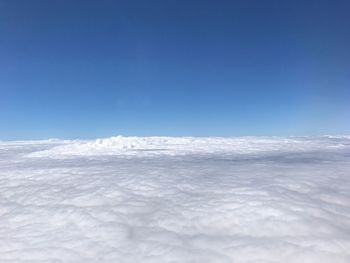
1;136;350;262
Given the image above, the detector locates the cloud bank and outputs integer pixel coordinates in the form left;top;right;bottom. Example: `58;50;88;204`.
1;136;350;262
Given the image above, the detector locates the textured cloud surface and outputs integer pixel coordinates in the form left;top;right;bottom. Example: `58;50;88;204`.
1;136;350;262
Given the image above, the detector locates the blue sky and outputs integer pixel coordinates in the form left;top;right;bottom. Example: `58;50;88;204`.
1;0;350;139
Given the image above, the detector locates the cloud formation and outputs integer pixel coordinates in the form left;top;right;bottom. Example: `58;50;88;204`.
1;136;350;262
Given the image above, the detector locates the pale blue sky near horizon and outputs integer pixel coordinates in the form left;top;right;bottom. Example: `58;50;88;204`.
1;0;350;140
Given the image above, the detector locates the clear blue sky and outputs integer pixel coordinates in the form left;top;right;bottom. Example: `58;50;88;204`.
1;0;349;139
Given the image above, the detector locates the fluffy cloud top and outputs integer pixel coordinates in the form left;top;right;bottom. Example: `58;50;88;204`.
1;136;350;262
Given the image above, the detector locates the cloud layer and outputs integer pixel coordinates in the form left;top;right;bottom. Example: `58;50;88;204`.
1;136;350;262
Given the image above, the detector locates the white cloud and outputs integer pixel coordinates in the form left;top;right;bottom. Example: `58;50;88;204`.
1;136;350;262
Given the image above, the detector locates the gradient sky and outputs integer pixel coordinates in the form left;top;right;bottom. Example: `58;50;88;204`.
1;0;350;139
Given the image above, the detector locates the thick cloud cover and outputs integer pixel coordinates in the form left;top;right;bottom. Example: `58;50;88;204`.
1;136;350;262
